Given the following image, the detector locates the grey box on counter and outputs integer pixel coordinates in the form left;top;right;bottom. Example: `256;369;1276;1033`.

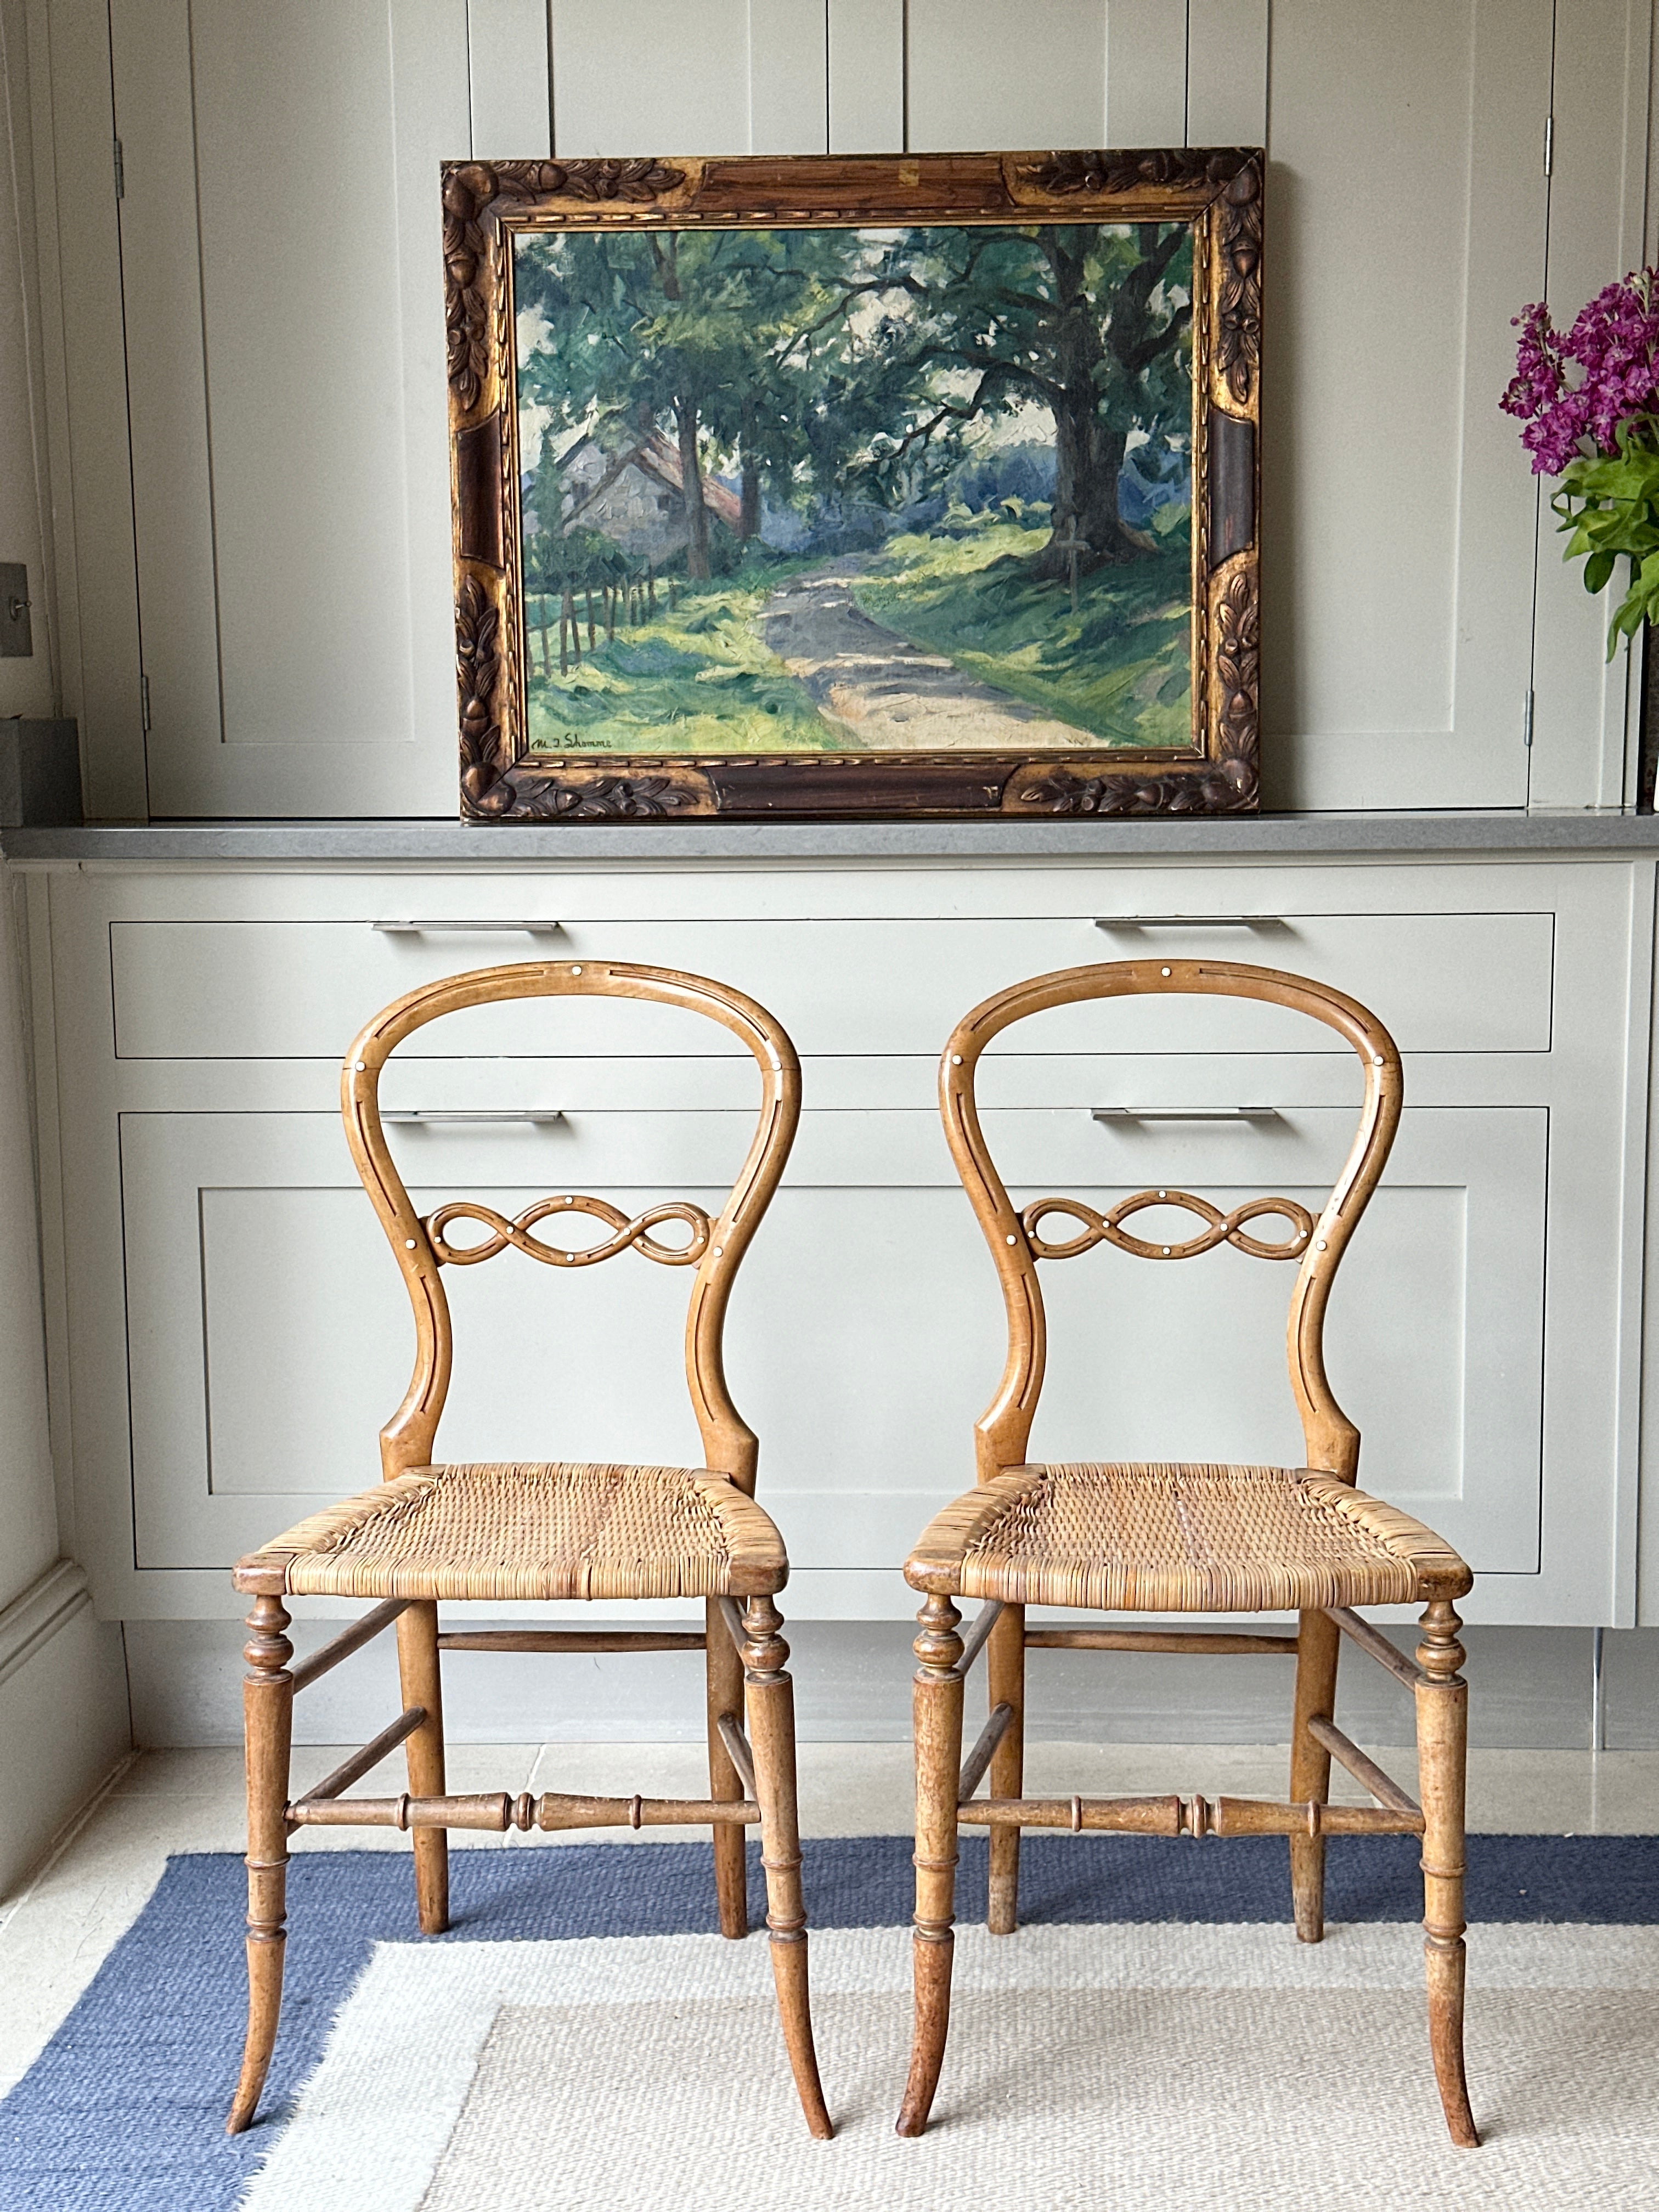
0;720;83;826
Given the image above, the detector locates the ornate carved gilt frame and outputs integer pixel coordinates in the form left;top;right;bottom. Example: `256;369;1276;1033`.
443;148;1262;822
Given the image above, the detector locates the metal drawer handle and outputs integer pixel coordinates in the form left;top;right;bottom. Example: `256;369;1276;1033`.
382;1110;565;1126
372;918;562;935
1094;915;1286;929
1093;1105;1279;1123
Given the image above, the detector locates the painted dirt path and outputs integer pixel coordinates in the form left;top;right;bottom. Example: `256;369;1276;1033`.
753;553;1092;751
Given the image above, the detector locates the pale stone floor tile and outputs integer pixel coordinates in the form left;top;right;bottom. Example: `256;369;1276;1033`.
1457;1748;1655;1834
109;1746;244;1796
112;1742;544;1803
1;1741;1656;2097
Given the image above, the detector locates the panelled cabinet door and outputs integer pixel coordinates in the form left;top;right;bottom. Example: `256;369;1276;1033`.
1257;0;1558;809
105;907;1556;1060
120;1110;748;1567
987;1104;1546;1576
120;1101;1543;1606
107;0;469;815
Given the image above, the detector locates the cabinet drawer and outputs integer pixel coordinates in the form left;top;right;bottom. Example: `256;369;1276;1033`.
109;909;1555;1061
120;1102;1542;1585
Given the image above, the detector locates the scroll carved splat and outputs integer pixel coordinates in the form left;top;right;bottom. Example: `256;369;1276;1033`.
424;1193;712;1268
1021;1188;1313;1262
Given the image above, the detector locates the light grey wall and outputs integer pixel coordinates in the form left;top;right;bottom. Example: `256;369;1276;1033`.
0;0;65;1607
0;877;59;1610
0;855;131;1891
0;2;131;1895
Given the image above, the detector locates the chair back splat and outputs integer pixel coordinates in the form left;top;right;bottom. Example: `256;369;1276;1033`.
939;958;1401;1487
341;960;800;1491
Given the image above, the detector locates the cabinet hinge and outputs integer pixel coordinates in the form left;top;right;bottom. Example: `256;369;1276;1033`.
139;672;151;733
113;136;124;200
1522;688;1534;747
1543;115;1553;177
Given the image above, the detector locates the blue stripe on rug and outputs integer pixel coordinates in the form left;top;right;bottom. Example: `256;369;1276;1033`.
1;1832;1655;2211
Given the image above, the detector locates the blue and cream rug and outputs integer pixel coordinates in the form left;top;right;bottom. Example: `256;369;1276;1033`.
3;1836;1657;2209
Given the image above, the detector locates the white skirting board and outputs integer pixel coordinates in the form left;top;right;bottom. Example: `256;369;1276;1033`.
0;1563;131;1897
120;1615;1659;1753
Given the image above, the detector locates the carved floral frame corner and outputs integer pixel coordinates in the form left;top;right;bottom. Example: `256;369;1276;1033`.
443;147;1262;823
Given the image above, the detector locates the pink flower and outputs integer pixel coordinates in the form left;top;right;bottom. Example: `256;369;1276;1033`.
1501;269;1659;473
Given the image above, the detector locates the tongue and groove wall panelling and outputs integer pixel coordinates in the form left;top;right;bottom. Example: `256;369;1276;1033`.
394;0;483;768
468;0;552;159
748;0;832;156
903;1;1108;151
1185;0;1266;145
41;1;1655;815
1104;2;1188;146
1525;0;1654;811
1261;0;1553;811
827;0;903;154
548;0;831;157
106;0;467;816
549;2;756;157
24;0;146;819
104;1;221;814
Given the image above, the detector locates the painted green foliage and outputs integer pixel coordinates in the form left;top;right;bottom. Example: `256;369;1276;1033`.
512;221;1194;754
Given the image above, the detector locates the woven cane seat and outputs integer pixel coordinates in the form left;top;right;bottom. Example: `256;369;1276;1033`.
905;1462;1471;1613
232;1461;789;1601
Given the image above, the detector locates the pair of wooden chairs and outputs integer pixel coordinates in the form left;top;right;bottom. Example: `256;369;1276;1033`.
226;956;1477;2152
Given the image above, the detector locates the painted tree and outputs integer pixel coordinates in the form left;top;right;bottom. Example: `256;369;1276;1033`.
514;219;1192;582
690;228;830;543
517;229;818;577
812;222;1194;573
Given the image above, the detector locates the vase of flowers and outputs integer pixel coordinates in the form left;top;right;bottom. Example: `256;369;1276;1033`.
1503;268;1659;804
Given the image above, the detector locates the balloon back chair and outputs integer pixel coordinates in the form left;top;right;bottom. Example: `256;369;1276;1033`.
226;960;831;2140
898;958;1477;2147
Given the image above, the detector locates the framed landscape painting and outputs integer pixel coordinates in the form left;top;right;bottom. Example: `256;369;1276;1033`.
444;149;1261;821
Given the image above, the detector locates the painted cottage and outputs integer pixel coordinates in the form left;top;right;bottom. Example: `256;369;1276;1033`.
552;430;743;566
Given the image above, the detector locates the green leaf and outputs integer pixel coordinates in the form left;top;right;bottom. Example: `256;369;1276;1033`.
1583;549;1616;594
1605;585;1648;656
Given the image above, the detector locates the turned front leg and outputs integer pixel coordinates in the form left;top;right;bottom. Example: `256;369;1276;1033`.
227;1595;294;2134
896;1592;964;2137
1416;1599;1479;2148
742;1595;832;2139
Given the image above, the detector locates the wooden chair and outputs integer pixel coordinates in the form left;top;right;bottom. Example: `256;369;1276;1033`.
896;958;1478;2148
225;959;831;2140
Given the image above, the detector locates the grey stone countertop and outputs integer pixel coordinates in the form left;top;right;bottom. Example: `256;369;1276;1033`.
8;810;1659;864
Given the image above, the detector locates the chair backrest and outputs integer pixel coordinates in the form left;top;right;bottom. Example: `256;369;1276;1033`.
341;960;799;1489
939;958;1402;1485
